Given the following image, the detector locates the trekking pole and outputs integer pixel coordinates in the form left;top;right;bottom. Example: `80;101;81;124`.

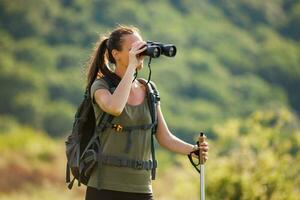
187;132;207;200
199;132;206;200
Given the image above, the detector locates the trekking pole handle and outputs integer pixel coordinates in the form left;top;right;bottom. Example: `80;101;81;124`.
199;132;206;165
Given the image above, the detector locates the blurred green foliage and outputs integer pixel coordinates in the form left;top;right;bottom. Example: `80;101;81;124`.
0;0;300;199
0;108;299;199
154;107;300;200
1;0;299;139
0;118;57;161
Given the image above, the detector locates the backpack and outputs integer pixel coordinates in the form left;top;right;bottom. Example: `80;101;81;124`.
65;77;160;189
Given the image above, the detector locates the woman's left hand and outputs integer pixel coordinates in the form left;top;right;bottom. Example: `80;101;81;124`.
199;141;209;163
191;141;209;163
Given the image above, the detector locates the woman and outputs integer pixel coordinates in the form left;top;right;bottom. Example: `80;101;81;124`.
85;25;209;200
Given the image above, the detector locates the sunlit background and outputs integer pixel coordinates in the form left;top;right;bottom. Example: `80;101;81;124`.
0;0;300;199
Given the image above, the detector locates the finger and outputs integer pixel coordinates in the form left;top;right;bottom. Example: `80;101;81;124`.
200;141;208;146
129;45;146;57
204;156;208;162
199;146;209;152
136;41;146;49
130;40;141;49
201;152;208;157
131;41;146;51
200;143;209;149
137;54;145;60
135;46;147;55
136;57;145;65
199;144;208;148
191;152;198;158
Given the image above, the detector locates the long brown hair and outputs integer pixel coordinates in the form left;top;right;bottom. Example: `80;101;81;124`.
86;25;140;89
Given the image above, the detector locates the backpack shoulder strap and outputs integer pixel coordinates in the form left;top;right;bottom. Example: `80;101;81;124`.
138;78;160;130
138;78;160;180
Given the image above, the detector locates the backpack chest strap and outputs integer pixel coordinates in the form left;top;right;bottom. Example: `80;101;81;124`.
104;122;156;153
105;123;155;132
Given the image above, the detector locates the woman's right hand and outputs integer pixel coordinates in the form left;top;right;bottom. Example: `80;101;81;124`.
128;41;147;70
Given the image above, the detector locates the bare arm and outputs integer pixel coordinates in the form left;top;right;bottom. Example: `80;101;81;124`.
94;41;146;116
155;102;208;159
94;66;136;116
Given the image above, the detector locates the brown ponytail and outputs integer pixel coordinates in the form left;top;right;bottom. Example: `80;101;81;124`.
86;25;140;90
86;37;108;90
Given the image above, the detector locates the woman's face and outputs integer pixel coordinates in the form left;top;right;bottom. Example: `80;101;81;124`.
114;32;145;70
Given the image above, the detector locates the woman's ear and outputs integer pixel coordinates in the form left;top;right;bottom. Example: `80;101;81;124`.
111;49;119;61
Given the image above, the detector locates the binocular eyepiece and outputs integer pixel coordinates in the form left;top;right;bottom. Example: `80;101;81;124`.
139;41;177;58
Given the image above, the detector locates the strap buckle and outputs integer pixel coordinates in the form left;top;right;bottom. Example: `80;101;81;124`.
135;160;143;169
113;124;123;132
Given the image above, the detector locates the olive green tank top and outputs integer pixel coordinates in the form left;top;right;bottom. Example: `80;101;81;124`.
87;78;153;193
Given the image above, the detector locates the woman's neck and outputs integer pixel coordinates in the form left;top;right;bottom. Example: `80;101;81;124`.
115;64;140;89
115;64;126;78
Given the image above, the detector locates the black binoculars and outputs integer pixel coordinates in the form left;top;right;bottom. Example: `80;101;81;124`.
139;41;177;58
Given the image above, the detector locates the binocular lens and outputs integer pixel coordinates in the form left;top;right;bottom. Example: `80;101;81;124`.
139;45;161;58
152;47;160;58
139;41;177;58
162;45;177;57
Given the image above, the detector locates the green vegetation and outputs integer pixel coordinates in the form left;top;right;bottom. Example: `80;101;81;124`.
1;0;300;138
0;0;299;199
1;108;299;199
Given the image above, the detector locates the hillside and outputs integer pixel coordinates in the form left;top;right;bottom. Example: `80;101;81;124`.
0;0;300;199
1;0;299;139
